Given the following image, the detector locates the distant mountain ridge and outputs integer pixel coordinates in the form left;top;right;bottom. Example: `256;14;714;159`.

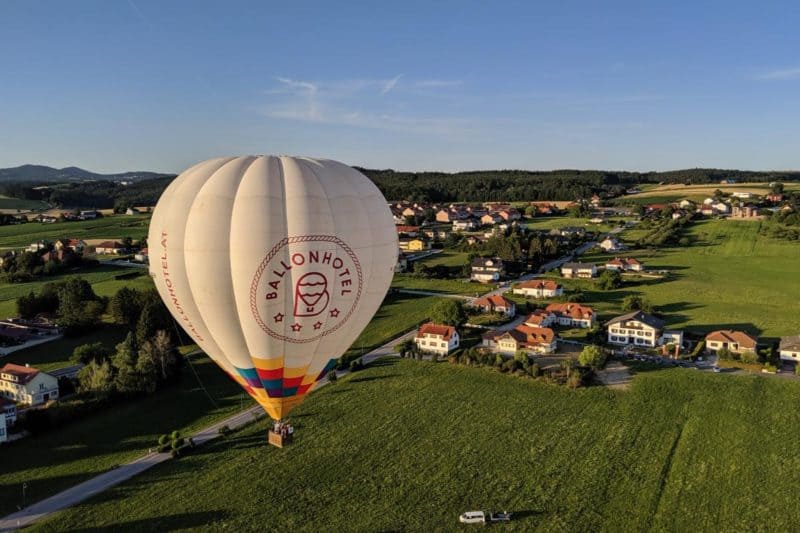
0;164;171;183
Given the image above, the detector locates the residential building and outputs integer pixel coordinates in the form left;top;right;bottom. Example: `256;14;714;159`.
561;263;597;279
398;238;429;252
705;330;758;355
134;248;149;263
480;213;502;226
482;325;557;355
497;209;521;221
471;257;505;283
422;228;451;240
524;309;556;327
545;303;596;328
779;336;800;362
604;257;643;272
471;294;516;317
26;241;50;253
731;205;760;218
557;226;585;237
452;218;479;231
95;241;126;254
513;280;563;298
0;363;59;406
766;193;784;204
1;397;17;426
396;225;420;237
125;207;140;215
606;311;666;348
731;191;754;199
414;323;459;355
598;237;624;252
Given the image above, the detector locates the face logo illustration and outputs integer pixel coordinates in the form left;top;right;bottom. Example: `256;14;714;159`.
250;235;363;343
293;272;329;316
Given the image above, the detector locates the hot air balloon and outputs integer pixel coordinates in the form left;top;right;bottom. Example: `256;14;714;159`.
148;156;398;429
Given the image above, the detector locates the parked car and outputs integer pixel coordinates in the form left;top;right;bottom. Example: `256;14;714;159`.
459;511;513;524
713;366;721;373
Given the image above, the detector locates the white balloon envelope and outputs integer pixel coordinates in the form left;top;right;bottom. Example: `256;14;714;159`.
148;156;397;420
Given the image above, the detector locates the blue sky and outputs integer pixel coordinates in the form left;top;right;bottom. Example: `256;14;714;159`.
1;0;799;173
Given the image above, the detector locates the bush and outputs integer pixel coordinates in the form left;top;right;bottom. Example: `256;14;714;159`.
764;362;778;373
349;359;363;372
158;434;169;446
172;437;185;450
529;364;541;377
326;370;338;382
170;430;180;440
740;351;758;365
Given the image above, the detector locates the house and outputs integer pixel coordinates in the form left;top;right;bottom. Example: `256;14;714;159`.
471;257;505;283
482;325;557;355
396;225;420;237
125;207;140;215
779;335;800;362
0;363;59;406
95;240;126;254
26;241;50;252
79;210;98;220
705;330;758;355
524;309;556;327
497;209;521;221
712;201;730;214
398;238;429;252
134;248;149;263
480;213;502;226
590;194;602;207
606;311;666;348
0;397;17;426
605;257;643;272
452;218;479;232
42;249;75;263
422;227;451;240
36;215;58;224
598;237;623;252
414;323;459;355
731;205;760;218
766;193;784;204
435;209;454;223
545;303;596;328
679;199;695;209
557;226;586;237
471;294;516;317
513;280;563;298
561;263;597;279
731;191;754;199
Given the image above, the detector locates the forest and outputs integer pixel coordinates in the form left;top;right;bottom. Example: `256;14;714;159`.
1;167;800;207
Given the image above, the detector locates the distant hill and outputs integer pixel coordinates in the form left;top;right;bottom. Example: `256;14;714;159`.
0;164;170;183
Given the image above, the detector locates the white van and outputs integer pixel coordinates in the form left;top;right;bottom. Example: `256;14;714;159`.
459;511;486;524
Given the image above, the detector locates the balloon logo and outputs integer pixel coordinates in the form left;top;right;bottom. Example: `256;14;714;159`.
293;273;329;316
148;156;398;421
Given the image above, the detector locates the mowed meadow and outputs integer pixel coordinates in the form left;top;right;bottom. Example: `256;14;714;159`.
577;219;800;338
33;359;800;532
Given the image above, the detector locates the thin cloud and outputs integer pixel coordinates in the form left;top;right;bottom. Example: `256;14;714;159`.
414;80;463;88
754;67;800;80
381;74;403;95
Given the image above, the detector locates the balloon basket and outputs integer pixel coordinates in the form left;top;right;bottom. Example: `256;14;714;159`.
268;430;293;448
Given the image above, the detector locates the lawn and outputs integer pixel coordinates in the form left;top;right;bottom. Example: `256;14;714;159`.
344;292;441;358
0;353;247;518
33;359;800;531
3;325;130;372
0;215;150;249
0;195;49;210
416;249;470;268
391;274;492;295
523;215;625;233
0;264;145;318
553;219;800;338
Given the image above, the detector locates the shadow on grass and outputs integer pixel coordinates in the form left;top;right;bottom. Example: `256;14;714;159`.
71;510;231;532
364;358;399;368
349;374;400;383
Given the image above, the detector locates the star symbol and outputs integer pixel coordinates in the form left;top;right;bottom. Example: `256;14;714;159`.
273;313;284;323
313;321;323;330
291;322;302;332
329;308;340;318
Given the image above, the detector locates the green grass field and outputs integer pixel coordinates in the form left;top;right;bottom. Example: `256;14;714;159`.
567;219;800;338
391;274;491;295
0;195;49;210
416;250;470;268
0;265;148;318
32;359;800;531
0;215;150;248
523;215;625;233
4;325;129;372
0;354;247;518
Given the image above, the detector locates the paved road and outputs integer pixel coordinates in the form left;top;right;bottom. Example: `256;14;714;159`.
0;406;264;532
395;289;475;301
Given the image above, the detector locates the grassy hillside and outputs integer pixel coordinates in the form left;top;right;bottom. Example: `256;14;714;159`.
568;219;800;338
0;215;149;248
33;359;800;531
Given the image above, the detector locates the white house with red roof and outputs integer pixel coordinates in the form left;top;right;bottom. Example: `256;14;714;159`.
94;241;126;255
0;363;59;406
471;294;516;317
544;303;596;328
513;280;563;298
604;257;643;272
482;325;557;355
705;330;758;355
414;323;460;355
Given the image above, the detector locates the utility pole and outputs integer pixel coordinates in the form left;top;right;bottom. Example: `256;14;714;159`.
22;482;28;508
